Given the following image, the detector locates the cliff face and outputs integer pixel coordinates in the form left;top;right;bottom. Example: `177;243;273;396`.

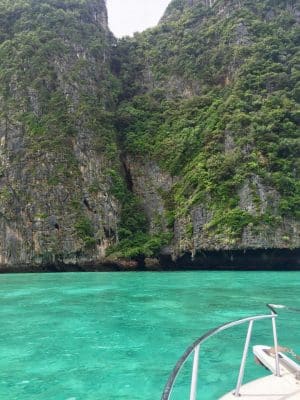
0;0;121;268
115;0;300;263
0;0;299;270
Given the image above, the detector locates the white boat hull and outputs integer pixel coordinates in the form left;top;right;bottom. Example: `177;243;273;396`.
220;373;300;399
220;345;300;399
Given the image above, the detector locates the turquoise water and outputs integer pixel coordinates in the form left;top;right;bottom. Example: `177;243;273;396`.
0;271;299;400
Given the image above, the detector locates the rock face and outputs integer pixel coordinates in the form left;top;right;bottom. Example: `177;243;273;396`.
0;0;299;270
0;0;121;269
114;0;300;266
162;0;215;22
124;155;174;235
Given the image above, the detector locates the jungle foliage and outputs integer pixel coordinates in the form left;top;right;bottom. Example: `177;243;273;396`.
0;0;299;260
113;0;300;248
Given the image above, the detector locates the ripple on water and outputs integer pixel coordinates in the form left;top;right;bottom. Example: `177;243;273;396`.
0;271;299;400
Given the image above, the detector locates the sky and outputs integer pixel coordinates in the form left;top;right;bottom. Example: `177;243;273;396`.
106;0;171;37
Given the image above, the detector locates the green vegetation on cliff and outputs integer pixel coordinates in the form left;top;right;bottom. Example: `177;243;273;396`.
0;0;299;267
0;0;121;264
113;0;300;254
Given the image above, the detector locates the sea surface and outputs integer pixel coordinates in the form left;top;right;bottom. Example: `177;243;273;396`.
0;271;299;400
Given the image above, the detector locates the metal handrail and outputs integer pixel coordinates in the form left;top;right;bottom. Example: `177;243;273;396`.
161;306;279;400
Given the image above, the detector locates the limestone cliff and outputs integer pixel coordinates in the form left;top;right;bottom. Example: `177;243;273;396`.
0;0;121;269
0;0;299;271
114;0;300;266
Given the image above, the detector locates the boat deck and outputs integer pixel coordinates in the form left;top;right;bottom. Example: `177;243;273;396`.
220;373;300;399
161;305;300;400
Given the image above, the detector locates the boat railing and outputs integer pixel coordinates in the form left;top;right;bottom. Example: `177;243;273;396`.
161;304;280;400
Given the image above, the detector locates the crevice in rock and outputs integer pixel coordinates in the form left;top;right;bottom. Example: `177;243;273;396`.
120;155;133;192
104;227;110;238
83;198;93;212
103;227;115;239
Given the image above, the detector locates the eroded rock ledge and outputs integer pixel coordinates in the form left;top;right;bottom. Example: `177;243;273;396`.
1;248;299;273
